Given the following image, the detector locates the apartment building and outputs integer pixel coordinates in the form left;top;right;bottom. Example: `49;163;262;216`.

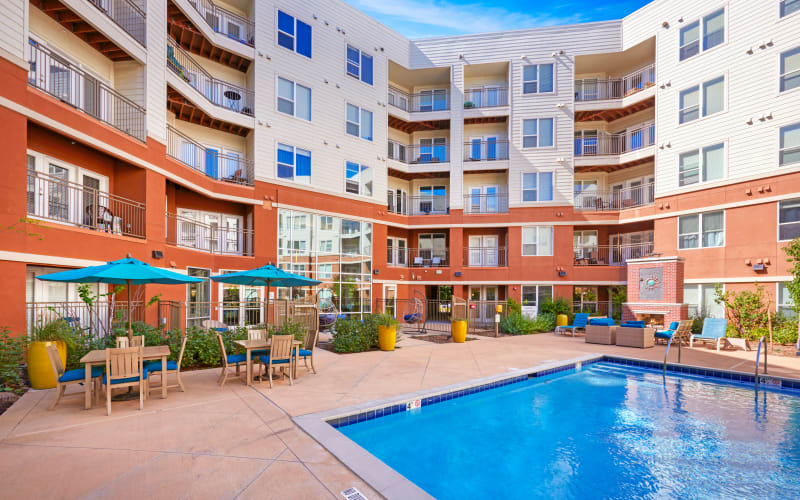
0;0;798;334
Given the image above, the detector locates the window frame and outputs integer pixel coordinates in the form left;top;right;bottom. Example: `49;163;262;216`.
522;118;555;149
276;9;312;58
276;143;311;184
780;122;800;168
345;44;374;86
522;63;555;95
678;210;725;250
777;282;795;318
678;142;726;187
521;226;554;256
276;76;312;121
386;236;407;266
778;198;800;241
345;102;373;141
521;171;555;203
781;0;800;18
780;46;800;93
345;161;373;197
684;283;725;318
679;7;726;62
678;75;726;125
520;285;553;315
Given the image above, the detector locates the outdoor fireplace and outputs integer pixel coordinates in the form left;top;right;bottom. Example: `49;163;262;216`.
633;312;665;328
622;256;688;326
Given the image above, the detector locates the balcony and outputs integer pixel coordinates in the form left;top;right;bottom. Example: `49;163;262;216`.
26;169;146;238
27;40;146;141
167;39;254;116
463;140;509;162
463;193;509;214
183;0;255;47
388;141;450;164
88;0;147;46
574;123;655;157
464;247;507;267
166;212;253;256
409;195;449;216
575;64;655;102
574;183;655;211
388;87;450;113
167;126;254;185
464;87;508;109
573;242;654;266
388;248;449;267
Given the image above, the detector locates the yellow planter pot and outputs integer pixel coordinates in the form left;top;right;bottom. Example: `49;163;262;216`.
451;320;468;343
27;340;66;390
556;314;569;327
378;325;397;351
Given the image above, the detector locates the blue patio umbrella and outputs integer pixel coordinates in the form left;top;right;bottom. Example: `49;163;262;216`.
210;265;321;325
37;256;203;338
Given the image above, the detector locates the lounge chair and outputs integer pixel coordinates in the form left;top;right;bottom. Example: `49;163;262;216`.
46;344;103;410
689;317;728;352
555;313;589;336
655;321;680;344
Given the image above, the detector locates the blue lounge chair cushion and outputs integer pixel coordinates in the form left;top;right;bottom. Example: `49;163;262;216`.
59;366;104;382
104;370;148;385
258;355;290;365
588;318;615;326
298;349;313;357
144;360;178;372
227;353;247;364
693;318;728;339
621;321;646;328
654;331;673;340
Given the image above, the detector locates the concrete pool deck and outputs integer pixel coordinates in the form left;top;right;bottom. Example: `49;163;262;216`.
1;333;798;499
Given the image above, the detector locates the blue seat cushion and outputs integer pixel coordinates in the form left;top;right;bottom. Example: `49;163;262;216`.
654;331;673;339
59;366;104;383
621;321;646;328
227;353;247;364
104;370;148;385
298;349;313;357
258;355;290;365
588;318;615;326
250;350;268;357
145;360;179;372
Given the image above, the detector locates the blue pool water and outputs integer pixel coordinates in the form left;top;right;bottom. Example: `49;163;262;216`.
339;362;800;499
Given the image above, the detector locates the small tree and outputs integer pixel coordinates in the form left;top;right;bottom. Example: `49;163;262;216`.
713;283;769;339
783;239;800;316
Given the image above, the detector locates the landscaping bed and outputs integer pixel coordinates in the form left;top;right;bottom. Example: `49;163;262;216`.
410;334;476;343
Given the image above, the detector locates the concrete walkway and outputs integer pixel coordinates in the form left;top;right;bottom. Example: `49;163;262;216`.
1;333;798;499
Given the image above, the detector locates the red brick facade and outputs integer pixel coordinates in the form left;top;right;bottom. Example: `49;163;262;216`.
622;257;688;327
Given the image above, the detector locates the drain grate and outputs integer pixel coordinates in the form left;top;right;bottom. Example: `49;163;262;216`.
341;487;368;500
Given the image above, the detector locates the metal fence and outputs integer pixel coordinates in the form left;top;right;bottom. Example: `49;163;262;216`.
388;86;450;112
28;40;146;141
574;122;655;157
408;195;449;215
166;299;318;331
572;300;622;319
167;39;254;115
463;140;509;161
464;87;508;108
186;0;255;46
26;169;146;238
165;212;254;256
575;64;655;101
388;141;449;164
375;298;507;334
166;125;254;185
88;0;147;46
464;247;508;267
27;300;145;337
463;193;509;214
573;242;655;266
573;182;655;211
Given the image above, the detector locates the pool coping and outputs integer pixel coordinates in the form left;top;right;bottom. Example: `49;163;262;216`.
293;354;800;499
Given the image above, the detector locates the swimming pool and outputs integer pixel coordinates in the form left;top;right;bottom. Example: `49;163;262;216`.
336;361;800;499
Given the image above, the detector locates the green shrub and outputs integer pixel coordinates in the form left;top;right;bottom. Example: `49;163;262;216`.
772;317;799;345
30;318;76;351
506;298;522;315
532;312;557;333
0;327;25;394
269;320;306;341
500;312;537;335
331;315;379;353
540;297;571;318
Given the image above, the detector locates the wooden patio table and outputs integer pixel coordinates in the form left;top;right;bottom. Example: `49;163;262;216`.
234;339;301;386
79;345;170;410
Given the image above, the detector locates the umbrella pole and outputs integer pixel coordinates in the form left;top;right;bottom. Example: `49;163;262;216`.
127;279;133;340
266;282;271;328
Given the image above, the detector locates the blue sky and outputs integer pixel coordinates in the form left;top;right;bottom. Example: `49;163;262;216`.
344;0;652;39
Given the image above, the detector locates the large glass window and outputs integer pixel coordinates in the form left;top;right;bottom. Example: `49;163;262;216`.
684;283;724;318
522;172;553;202
780;46;800;92
679;143;725;186
522;226;553;256
346;45;373;85
781;123;800;167
782;0;800;17
679;76;724;124
186;267;210;328
345;162;373;196
522;118;553;148
521;285;553;316
277;10;311;58
277;143;311;184
346;103;373;141
778;283;795;318
680;8;724;61
522;64;554;94
678;211;724;249
779;199;800;241
277;77;311;121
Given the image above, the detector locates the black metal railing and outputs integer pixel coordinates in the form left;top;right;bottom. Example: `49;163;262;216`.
463;193;509;214
186;0;255;46
573;242;654;266
88;0;146;46
573;183;655;211
167;39;254;116
27;300;144;337
27;40;146;141
574;122;655;157
575;64;655;101
464;87;508;108
388;86;450;112
464;247;507;267
166;125;254;185
463;140;509;161
165;212;254;256
26;169;146;238
388;140;449;164
408;195;449;215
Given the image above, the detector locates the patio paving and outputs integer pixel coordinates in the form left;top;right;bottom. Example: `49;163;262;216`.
1;332;798;499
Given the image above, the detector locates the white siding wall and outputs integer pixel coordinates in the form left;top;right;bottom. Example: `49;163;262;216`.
114;60;145;107
146;0;167;144
0;0;26;65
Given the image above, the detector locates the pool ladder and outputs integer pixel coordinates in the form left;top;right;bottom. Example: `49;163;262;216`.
754;336;768;391
662;333;682;376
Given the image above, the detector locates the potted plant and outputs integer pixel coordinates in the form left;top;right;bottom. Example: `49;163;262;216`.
464;101;475;109
451;317;468;343
28;318;75;389
377;314;399;351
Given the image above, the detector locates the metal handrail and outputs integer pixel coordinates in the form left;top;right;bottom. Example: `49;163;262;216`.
26;169;146;238
167;38;254;116
464;87;509;108
87;0;146;46
574;182;655;211
185;0;255;46
388;86;450;112
464;246;508;267
388;140;450;164
755;335;768;391
463;193;509;214
463;140;509;161
574;122;655;157
573;242;655;266
408;195;449;215
166;125;254;185
165;212;254;256
575;64;655;101
27;40;146;142
27;300;144;337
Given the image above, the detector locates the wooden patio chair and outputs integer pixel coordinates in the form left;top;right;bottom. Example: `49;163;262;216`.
202;319;227;331
296;328;318;374
103;346;148;416
146;335;188;394
248;328;268;378
216;334;247;388
116;335;144;348
46;344;103;410
258;334;294;388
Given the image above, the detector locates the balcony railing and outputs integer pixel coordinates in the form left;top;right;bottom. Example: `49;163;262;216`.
575;64;655;101
464;247;507;267
166;125;254;185
463;140;509;161
573;242;654;266
574;183;655;211
388;141;450;164
167;39;254;116
407;248;449;267
27;40;146;142
26;169;146;238
464;87;508;108
388;86;450;112
463;193;509;214
409;195;449;215
185;0;255;46
27;300;144;337
88;0;146;46
574;122;655;157
166;212;254;256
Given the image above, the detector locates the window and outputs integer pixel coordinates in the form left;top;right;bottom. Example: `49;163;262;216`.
778;283;795;318
684;284;724;318
522;118;553;148
522;226;553;256
346;104;373;141
345;162;373;196
277;77;311;121
387;188;407;214
522;64;554;94
781;46;800;92
782;0;800;17
417;185;447;214
522;172;553;202
277;143;311;184
679;76;724;124
573;230;598;259
187;267;211;327
781;123;800;167
346;45;373;85
277;10;311;58
779;199;800;240
418;233;447;262
387;237;407;266
679;8;724;61
318;264;333;279
319;240;333;252
679;143;725;186
678;211;724;249
521;285;553;315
